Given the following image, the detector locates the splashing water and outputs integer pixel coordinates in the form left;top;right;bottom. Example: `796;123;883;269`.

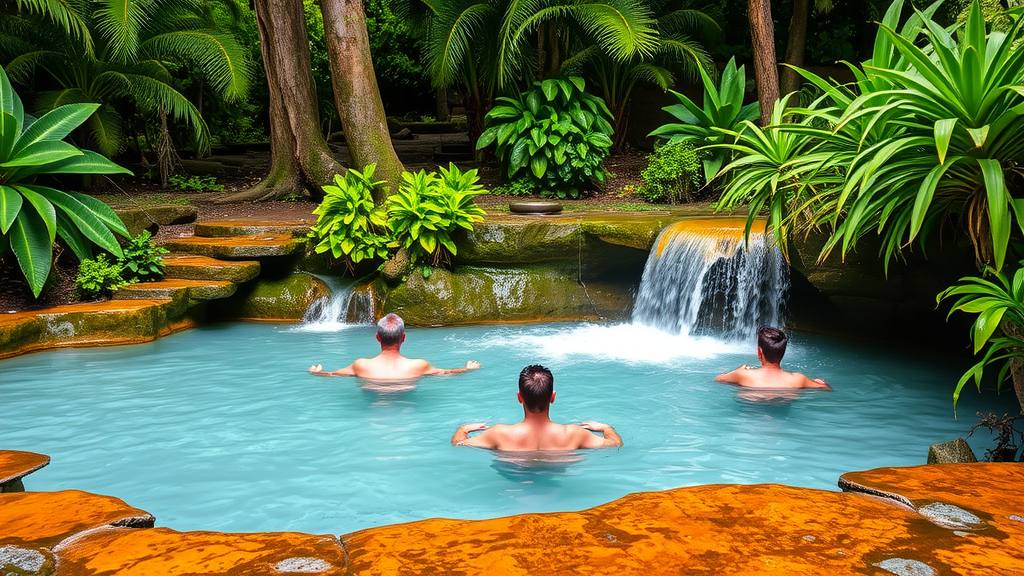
298;276;375;332
632;219;789;341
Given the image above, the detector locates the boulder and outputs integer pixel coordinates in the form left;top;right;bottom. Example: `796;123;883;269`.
927;439;978;464
381;248;413;285
392;128;413;140
115;205;198;238
213;273;330;321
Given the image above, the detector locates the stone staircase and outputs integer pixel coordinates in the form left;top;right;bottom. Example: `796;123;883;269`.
112;219;310;307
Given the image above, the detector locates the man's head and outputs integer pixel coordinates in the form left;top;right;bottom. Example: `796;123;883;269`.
757;327;788;364
376;313;406;349
518;365;554;413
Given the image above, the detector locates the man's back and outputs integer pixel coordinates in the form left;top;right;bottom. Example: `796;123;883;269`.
351;355;432;380
718;365;830;390
483;422;597;451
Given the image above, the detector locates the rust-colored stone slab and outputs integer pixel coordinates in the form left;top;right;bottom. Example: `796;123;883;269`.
114;278;237;301
0;491;153;549
194;219;311;239
344;482;1021;576
57;528;346;576
162;255;261;283
0;451;49;487
163;234;304;259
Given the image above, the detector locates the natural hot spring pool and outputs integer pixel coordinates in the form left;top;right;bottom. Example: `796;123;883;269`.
0;321;1012;535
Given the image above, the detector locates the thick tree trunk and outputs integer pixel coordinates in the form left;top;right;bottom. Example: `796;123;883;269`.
319;0;405;203
537;21;561;79
748;0;780;126
781;0;809;105
436;87;450;122
223;0;342;203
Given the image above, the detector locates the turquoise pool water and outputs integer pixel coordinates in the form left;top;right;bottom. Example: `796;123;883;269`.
0;322;1013;535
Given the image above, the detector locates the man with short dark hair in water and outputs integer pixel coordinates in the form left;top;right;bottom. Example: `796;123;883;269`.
452;365;622;450
715;327;831;389
308;313;480;379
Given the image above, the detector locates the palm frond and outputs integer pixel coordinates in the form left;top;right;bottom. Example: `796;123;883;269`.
86;103;124;156
658;8;722;43
143;29;252;100
659;35;713;83
94;0;160;63
14;0;93;53
424;0;492;88
121;71;209;151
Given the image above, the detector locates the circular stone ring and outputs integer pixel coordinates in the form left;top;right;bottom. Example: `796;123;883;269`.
509;201;563;214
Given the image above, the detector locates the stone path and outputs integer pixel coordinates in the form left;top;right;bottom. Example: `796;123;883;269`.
1;450;1021;575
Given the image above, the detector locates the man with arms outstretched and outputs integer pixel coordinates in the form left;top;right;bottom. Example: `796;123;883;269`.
452;365;622;450
716;327;831;390
308;313;480;380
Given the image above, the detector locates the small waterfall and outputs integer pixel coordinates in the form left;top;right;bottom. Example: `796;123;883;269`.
300;276;375;330
632;218;788;341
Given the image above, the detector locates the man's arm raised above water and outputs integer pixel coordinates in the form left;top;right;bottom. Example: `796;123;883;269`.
578;421;623;448
714;365;752;385
452;423;498;448
308;363;356;376
425;360;482;376
801;375;832;390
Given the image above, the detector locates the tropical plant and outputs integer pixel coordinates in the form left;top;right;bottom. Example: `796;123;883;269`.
477;77;614;198
636;141;702;203
119;231;168;281
75;253;131;299
492;178;540;197
387;163;486;267
169;175;224;192
309;164;391;266
0;66;132;297
648;57;760;183
2;0;254;156
968;412;1023;462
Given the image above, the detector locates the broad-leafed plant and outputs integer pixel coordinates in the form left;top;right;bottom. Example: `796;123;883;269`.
388;163;486;267
476;77;614;198
309;164;390;266
119;230;168;281
0;66;132;297
648;57;760;183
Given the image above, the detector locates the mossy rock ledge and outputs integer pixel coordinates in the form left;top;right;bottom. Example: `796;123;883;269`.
214;273;331;321
377;266;632;326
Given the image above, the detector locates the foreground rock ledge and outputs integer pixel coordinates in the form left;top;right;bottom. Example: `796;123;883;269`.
0;451;49;492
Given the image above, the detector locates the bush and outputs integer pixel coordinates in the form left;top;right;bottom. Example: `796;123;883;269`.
388;163;486;267
636;143;703;204
309;165;391;267
76;254;132;299
491;178;539;197
119;231;168;281
477;77;614;199
168;175;224;192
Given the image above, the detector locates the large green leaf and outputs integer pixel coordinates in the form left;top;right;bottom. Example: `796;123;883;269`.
41;150;134;176
0;112;17;162
12;104;99;155
16;185;56;243
0;185;22;234
9;205;53;297
1;141;83;168
26;185;123;256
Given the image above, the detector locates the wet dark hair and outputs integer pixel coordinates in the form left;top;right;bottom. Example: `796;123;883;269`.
519;365;554;413
758;327;788;364
377;313;405;347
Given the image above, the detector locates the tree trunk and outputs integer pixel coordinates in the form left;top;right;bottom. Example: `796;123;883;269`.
748;0;780;126
537;21;561;79
781;0;809;105
223;0;343;203
436;86;450;122
319;0;405;203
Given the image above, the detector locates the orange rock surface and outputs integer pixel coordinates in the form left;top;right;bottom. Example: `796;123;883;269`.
0;491;153;549
344;480;1023;576
56;527;347;576
162;234;303;259
0;450;49;487
656;218;768;256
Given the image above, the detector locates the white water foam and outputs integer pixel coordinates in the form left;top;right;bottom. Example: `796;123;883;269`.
294;276;375;332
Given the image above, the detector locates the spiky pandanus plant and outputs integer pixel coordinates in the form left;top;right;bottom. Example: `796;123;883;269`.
1;0;253;159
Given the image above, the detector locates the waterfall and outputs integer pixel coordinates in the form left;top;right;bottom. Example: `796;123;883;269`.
632;218;788;341
300;276;375;331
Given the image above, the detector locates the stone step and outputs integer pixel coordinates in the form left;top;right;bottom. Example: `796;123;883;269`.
162;254;260;283
193;219;311;238
0;451;50;493
114;204;198;238
161;234;304;259
113;279;237;302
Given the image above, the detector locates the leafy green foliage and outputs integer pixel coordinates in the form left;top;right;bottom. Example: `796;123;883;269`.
119;231;168;281
938;265;1024;411
309;165;391;266
75;253;132;299
477;77;614;198
0;66;132;297
491;178;539;197
387;163;486;267
648;57;759;183
169;175;224;192
637;142;702;204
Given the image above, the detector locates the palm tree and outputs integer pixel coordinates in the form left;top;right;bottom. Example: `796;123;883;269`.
746;0;777;126
1;0;253;159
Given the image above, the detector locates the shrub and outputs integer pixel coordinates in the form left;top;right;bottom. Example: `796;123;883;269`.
476;77;614;199
76;254;132;299
309;165;391;266
168;175;225;192
119;231;168;281
388;163;486;267
648;57;759;183
0;65;132;297
637;143;702;204
491;178;539;197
